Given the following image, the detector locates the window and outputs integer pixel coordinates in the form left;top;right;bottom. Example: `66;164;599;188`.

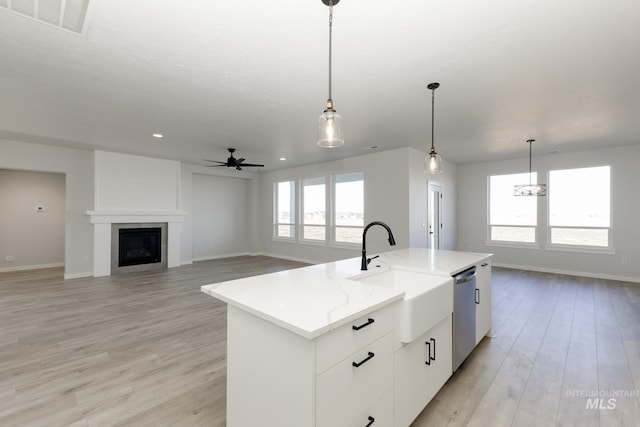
275;180;295;239
549;166;610;248
334;172;364;244
302;177;326;241
488;173;538;244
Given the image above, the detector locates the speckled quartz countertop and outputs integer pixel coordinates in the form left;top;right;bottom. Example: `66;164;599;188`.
201;248;491;340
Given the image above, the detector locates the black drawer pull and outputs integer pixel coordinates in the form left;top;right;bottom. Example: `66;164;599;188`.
352;318;375;331
352;352;375;368
425;341;431;365
365;415;375;426
430;337;436;361
481;262;489;267
475;288;480;304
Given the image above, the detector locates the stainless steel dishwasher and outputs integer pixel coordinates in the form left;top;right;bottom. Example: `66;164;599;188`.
453;266;477;371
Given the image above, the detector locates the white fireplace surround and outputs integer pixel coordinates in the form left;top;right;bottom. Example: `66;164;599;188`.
87;210;186;277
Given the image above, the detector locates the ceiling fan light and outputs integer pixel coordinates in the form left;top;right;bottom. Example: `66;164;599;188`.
317;108;344;148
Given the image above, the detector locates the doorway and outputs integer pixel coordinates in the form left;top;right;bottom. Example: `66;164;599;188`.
427;182;443;249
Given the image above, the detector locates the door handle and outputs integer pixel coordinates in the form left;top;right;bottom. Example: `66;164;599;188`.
475;288;480;304
425;341;431;365
430;338;436;361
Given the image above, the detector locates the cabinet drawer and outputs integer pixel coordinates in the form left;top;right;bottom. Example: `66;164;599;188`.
316;304;394;374
349;389;394;427
316;332;394;427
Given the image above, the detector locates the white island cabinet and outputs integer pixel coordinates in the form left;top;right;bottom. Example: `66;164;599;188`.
227;304;395;427
201;249;492;427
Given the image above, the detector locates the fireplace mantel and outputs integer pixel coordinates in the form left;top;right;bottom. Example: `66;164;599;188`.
87;210;187;224
87;210;187;277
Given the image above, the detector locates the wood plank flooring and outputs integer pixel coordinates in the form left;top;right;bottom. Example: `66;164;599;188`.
0;256;307;427
412;269;640;427
1;259;639;426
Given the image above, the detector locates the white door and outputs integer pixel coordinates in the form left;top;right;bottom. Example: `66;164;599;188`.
427;182;443;249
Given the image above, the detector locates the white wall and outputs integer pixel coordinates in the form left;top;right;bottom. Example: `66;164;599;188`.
192;173;250;260
457;144;640;282
0;169;65;271
179;163;259;264
0;139;94;278
94;151;180;211
257;147;459;264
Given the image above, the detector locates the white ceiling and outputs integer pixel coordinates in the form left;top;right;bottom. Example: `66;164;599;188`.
1;0;639;171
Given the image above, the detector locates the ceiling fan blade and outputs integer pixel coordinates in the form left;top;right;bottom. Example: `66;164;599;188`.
238;163;264;167
206;164;228;167
203;159;227;164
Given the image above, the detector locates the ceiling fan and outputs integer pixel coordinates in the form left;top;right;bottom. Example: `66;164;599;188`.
203;148;264;171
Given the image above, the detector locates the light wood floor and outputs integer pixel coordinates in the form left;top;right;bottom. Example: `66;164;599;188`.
1;259;639;426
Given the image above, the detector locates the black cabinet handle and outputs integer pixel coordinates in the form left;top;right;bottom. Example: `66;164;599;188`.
365;416;375;426
425;341;431;365
352;352;375;368
352;318;375;331
430;337;436;361
481;262;489;267
475;288;480;304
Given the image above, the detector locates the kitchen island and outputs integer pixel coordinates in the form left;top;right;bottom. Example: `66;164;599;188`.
201;248;492;427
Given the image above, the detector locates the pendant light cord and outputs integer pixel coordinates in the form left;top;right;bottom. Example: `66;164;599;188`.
431;87;435;151
529;140;532;186
328;1;333;103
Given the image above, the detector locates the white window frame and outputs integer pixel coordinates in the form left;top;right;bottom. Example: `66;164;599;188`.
487;173;540;249
545;166;614;254
273;180;296;241
300;176;327;244
331;172;364;247
272;172;365;247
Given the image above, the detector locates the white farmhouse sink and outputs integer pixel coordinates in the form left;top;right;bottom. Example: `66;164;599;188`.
348;268;453;343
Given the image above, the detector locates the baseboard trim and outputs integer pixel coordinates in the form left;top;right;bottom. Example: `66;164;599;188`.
493;262;640;284
192;252;251;262
0;262;64;273
64;271;93;280
253;252;320;265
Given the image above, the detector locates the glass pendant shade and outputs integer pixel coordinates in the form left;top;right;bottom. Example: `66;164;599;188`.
425;150;442;174
317;107;344;147
514;184;547;196
424;82;443;174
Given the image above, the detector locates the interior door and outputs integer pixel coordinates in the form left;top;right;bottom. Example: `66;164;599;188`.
427;182;443;249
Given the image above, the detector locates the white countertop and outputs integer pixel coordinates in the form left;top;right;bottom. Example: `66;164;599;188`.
379;247;492;276
201;248;492;340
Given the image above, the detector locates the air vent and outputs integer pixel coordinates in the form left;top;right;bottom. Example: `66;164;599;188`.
0;0;95;35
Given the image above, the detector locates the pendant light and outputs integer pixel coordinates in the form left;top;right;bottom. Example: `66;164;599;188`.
425;82;442;174
317;0;344;148
514;139;547;196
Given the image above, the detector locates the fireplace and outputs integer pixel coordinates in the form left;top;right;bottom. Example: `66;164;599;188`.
118;227;161;267
109;222;169;275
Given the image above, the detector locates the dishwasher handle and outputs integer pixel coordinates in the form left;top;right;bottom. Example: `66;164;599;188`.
454;266;476;284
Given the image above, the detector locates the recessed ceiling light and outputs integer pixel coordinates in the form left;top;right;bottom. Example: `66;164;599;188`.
153;133;163;138
279;157;286;161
